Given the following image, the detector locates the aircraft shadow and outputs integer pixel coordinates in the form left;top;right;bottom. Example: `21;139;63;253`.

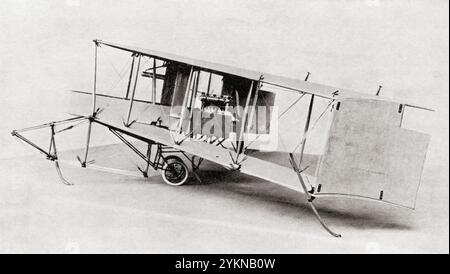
187;168;413;232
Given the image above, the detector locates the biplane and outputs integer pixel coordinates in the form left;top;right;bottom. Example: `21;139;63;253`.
11;39;433;237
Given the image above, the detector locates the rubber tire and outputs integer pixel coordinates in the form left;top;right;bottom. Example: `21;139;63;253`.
161;156;189;186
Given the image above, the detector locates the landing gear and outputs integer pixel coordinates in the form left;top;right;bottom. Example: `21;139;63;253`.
161;155;189;186
96;124;199;186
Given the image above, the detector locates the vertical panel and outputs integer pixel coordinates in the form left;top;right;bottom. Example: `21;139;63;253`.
315;98;430;208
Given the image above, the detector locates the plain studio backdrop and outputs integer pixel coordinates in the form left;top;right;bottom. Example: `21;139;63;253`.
0;0;448;253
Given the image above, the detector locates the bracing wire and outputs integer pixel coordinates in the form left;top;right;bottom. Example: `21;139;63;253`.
243;90;305;155
277;125;314;189
100;47;133;94
278;93;306;119
127;57;171;128
106;58;132;93
291;99;334;154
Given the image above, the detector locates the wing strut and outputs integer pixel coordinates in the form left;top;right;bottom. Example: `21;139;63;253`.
233;75;264;166
289;93;341;237
125;53;142;127
79;40;101;167
151;57;157;104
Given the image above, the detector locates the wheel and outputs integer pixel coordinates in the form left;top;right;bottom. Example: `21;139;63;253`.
161;155;189;186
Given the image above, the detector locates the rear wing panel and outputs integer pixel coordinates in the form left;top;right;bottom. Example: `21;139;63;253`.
315;98;430;208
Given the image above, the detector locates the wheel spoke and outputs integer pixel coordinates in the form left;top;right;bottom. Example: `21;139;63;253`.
162;157;189;186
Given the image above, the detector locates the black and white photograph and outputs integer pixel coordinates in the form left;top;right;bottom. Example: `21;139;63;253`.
0;0;448;256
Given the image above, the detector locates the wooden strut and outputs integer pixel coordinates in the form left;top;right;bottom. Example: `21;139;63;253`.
206;72;212;95
80;119;93;167
92;41;98;114
49;124;73;186
191;156;204;183
152;58;157;104
186;69;200;137
142;143;152;177
246;79;262;133
298;94;314;165
174;66;194;143
234;75;263;165
125;53;136;99
179;152;204;183
289;93;341;238
235;80;255;157
125;54;142;127
80;41;100;167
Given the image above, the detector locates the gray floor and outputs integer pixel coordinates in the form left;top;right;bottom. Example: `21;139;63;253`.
0;143;447;253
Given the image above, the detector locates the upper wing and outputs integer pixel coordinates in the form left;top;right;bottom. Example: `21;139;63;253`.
96;39;433;111
96;40;262;81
